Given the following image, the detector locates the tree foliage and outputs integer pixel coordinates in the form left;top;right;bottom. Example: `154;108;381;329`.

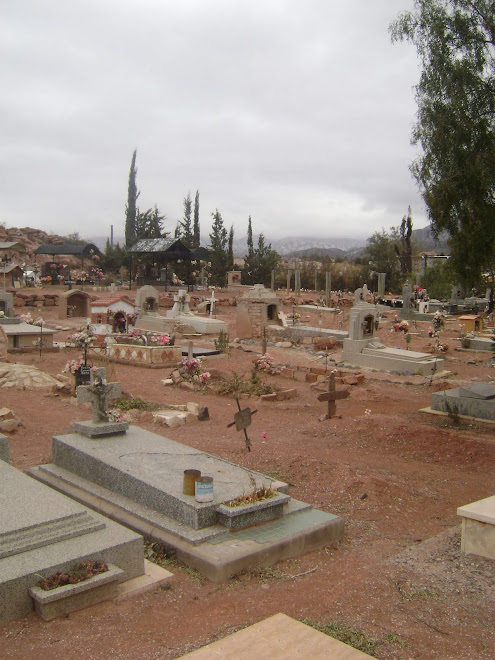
136;205;166;239
208;209;228;285
178;192;193;247
243;217;280;286
394;206;413;279
125;149;140;248
193;190;200;248
364;229;401;293
391;0;495;286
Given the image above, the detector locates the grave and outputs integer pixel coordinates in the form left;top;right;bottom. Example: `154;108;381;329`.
90;295;135;332
427;382;495;421
457;495;495;561
58;289;91;319
342;287;445;376
0;452;149;625
177;613;374;659
236;284;284;338
0;319;57;350
136;287;227;335
30;422;344;583
227;270;242;287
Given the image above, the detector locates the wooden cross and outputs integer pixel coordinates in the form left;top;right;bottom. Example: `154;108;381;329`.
76;368;121;423
316;372;350;420
227;397;258;451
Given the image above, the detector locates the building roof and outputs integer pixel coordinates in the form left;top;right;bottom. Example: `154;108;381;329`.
0;264;23;274
0;241;26;251
91;296;134;307
35;243;101;256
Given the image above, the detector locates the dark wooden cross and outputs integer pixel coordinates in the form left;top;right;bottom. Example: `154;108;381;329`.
227;397;258;451
317;372;350;420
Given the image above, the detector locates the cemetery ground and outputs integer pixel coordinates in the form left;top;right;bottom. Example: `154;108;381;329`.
1;290;495;659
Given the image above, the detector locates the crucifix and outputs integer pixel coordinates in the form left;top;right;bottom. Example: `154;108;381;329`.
76;368;122;423
227;397;258;451
316;372;350;420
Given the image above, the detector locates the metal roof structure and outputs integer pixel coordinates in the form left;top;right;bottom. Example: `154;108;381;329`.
128;238;210;261
0;242;26;251
35;243;101;256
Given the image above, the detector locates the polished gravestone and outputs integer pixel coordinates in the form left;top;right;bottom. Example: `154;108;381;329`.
30;425;344;582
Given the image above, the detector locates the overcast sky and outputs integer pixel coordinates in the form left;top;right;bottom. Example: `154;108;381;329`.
1;0;426;246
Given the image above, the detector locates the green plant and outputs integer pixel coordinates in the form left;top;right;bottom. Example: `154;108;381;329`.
444;394;461;425
214;330;230;354
216;371;279;397
301;619;381;656
144;540;203;582
114;397;160;412
226;483;277;508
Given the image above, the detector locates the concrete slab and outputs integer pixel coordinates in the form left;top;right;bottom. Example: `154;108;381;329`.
458;495;495;561
430;383;495;420
0;461;145;625
178;612;374;659
30;427;344;582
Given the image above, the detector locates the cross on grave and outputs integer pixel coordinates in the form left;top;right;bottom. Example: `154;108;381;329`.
76;368;122;423
316;372;350;420
226;397;258;451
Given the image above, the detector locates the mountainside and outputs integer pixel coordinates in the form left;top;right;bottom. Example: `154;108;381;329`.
0;225;73;262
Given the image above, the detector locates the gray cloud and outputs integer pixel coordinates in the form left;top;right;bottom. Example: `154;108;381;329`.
1;0;426;244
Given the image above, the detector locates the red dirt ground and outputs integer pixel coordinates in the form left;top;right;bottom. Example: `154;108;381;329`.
1;288;494;659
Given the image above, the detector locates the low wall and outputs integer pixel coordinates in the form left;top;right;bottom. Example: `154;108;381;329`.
99;344;182;368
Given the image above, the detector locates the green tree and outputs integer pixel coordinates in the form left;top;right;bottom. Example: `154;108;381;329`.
391;0;495;289
125;149;140;248
208;210;228;285
193;190;200;248
179;193;193;247
394;206;413;280
242;216;256;284
136;205;165;239
227;225;235;271
364;229;401;293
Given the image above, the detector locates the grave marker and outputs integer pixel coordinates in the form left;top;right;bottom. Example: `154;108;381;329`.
227;397;258;451
316;372;350;420
75;368;129;437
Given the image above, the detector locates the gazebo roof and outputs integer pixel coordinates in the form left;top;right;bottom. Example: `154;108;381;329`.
35;243;101;256
128;238;210;261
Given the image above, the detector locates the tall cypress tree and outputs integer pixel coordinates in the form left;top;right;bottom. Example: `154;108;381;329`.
125;149;140;248
227;225;234;271
193;190;200;248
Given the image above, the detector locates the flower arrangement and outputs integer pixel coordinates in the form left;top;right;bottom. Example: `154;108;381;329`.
38;560;108;591
40;275;52;283
232;274;239;280
254;353;281;375
68;329;95;348
432;310;445;333
149;333;170;345
20;313;44;326
180;357;211;385
226;483;277;508
62;357;85;374
392;319;409;333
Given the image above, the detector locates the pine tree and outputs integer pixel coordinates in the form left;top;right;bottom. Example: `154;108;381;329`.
208;210;228;286
125;150;140;248
135;205;166;239
193;190;200;248
179;192;193;247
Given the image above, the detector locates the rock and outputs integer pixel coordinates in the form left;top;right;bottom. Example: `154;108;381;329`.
161;378;174;386
0;407;14;421
186;402;200;414
179;381;196;391
0;419;18;432
198;407;210;421
343;376;359;386
260;393;278;401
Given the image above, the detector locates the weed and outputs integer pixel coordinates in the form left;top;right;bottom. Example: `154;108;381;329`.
217;371;279;397
301;619;381;656
443;394;461;425
253;565;287;584
214;330;230;354
384;632;406;647
144;540;203;583
114;397;160;412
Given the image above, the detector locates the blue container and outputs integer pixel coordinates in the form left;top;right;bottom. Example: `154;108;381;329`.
195;476;213;502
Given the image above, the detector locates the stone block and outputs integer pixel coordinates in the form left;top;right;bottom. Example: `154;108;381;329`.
0;433;9;463
29;564;123;621
260;393;278;401
305;373;318;383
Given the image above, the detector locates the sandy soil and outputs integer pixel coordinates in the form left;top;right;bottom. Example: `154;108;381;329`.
1;288;494;659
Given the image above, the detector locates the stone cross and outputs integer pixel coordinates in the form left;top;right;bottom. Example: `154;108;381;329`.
316;372;350;420
76;368;121;423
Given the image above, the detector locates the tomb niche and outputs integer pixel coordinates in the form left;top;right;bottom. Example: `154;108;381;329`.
236;285;282;339
59;290;91;320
